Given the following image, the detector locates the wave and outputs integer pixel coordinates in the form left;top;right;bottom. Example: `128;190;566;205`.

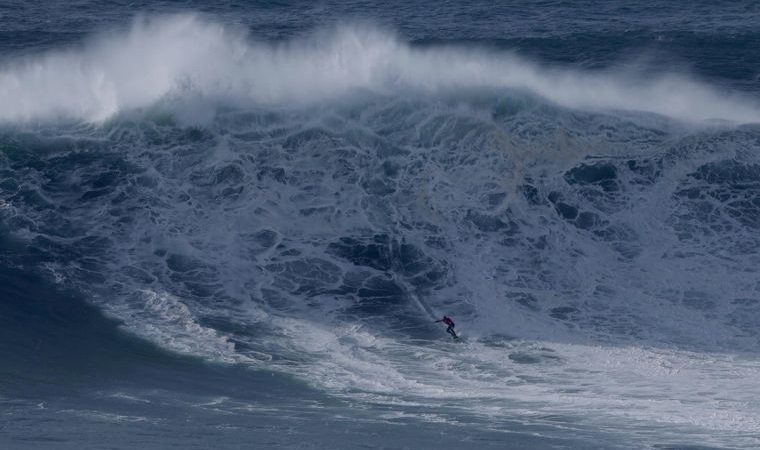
1;14;760;123
2;14;760;447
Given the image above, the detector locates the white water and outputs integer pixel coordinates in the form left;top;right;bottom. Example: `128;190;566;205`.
1;14;760;123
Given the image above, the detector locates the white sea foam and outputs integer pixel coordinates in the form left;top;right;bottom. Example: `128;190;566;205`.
1;14;759;123
60;408;157;424
111;290;268;364
313;329;760;446
105;392;151;404
264;313;760;447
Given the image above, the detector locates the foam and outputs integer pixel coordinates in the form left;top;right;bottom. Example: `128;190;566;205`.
1;14;759;123
273;316;760;446
60;409;157;424
111;290;269;364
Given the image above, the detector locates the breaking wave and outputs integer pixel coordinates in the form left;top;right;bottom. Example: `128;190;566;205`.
1;14;760;123
2;13;760;448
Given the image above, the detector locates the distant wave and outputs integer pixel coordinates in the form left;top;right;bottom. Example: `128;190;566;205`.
1;14;760;123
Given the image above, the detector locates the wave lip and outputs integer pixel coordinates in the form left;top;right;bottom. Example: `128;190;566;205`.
2;14;760;123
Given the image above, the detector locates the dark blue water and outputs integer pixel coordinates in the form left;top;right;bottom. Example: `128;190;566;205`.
2;2;760;449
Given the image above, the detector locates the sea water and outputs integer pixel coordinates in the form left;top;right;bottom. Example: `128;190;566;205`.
1;2;760;449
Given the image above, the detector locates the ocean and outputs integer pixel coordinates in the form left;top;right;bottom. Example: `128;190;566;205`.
1;1;760;449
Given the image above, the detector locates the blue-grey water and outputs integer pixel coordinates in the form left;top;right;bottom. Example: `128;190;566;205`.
2;1;760;449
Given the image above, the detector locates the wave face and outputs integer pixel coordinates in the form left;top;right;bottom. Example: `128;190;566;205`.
2;12;760;450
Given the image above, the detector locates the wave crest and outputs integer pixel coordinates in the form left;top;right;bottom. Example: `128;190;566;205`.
2;14;760;123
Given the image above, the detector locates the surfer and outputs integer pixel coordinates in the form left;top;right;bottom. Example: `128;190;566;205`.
435;316;458;339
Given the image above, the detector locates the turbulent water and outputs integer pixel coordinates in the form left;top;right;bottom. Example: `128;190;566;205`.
2;2;760;449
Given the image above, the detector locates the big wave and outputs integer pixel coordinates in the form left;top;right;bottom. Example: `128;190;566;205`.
2;14;760;447
1;14;760;123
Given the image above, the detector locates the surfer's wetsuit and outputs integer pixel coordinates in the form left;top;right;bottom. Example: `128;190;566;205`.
436;316;458;338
